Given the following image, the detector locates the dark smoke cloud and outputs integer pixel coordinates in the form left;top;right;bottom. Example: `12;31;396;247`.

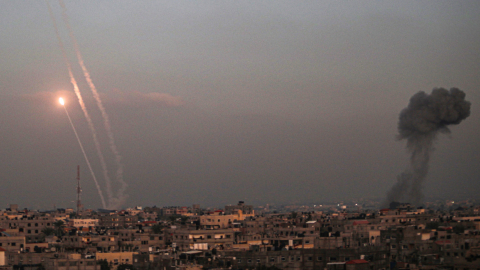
386;88;471;206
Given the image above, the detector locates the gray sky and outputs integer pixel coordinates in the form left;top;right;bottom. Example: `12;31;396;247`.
1;1;479;209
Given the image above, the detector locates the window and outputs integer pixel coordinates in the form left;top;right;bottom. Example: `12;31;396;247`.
297;257;301;261
308;257;313;261
330;257;337;261
237;259;241;263
281;257;286;262
69;262;76;266
270;257;275;262
207;235;212;239
247;259;252;263
317;256;323;261
345;257;350;261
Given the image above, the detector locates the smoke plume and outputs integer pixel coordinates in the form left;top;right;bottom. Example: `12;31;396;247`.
46;0;107;209
59;0;128;209
386;88;471;206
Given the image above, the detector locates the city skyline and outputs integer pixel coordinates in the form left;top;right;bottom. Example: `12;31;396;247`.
1;1;480;209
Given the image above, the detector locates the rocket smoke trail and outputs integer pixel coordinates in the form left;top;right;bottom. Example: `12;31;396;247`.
59;0;128;209
386;88;471;206
46;0;107;209
60;98;107;208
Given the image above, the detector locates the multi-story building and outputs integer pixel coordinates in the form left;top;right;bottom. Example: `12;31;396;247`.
98;214;138;229
225;201;254;215
169;228;235;251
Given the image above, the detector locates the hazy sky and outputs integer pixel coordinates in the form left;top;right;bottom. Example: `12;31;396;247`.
1;1;479;209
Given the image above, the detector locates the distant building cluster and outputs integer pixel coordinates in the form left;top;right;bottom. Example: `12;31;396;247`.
0;200;480;269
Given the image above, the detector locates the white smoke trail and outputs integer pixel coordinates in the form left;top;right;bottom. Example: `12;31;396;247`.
59;0;128;209
61;100;107;208
46;0;108;209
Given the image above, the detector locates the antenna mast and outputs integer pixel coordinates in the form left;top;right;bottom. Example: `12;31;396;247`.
76;165;82;215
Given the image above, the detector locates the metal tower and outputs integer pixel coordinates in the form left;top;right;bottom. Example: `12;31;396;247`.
76;165;83;215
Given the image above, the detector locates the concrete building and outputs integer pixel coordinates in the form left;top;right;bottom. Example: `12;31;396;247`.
70;219;99;229
96;252;136;269
169;228;235;251
225;201;254;215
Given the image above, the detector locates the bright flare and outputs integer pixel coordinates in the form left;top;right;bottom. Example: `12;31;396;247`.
59;97;65;105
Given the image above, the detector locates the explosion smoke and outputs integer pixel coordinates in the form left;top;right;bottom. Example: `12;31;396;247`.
46;0;107;209
386;88;471;206
59;0;127;209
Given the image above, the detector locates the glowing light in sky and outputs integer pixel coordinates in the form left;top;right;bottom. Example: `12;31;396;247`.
59;97;65;106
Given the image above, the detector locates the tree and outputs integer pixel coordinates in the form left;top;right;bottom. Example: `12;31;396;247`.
41;227;55;236
180;216;189;225
117;264;136;270
168;214;181;223
97;259;111;270
53;220;66;237
453;224;465;234
151;224;163;234
426;222;439;230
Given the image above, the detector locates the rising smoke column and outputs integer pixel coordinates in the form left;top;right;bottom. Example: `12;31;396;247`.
386;88;471;206
46;0;107;209
59;0;128;209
